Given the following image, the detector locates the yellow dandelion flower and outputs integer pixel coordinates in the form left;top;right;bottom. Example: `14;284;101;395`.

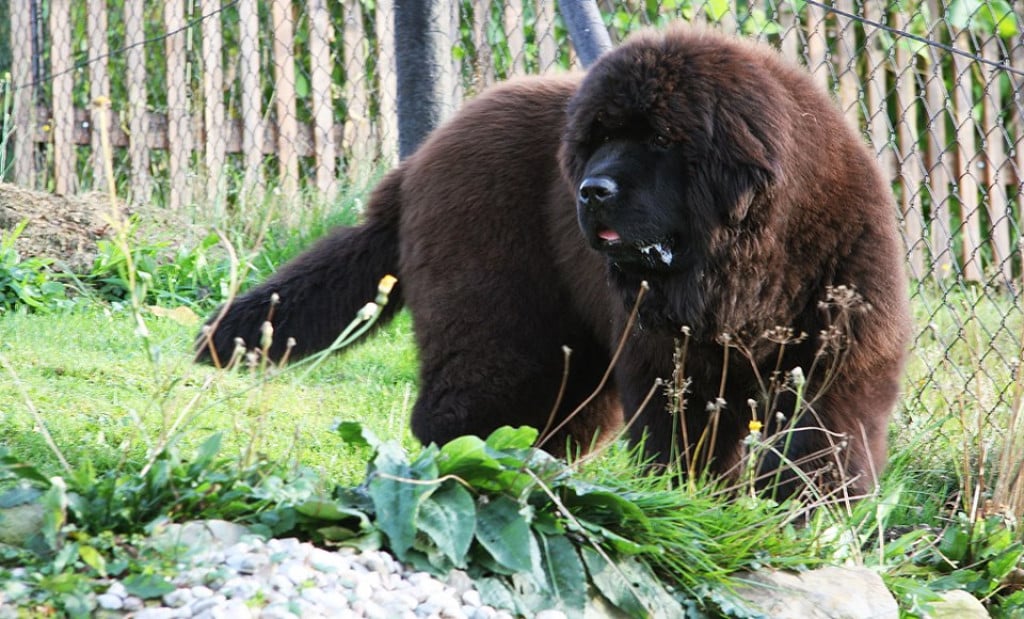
748;420;763;433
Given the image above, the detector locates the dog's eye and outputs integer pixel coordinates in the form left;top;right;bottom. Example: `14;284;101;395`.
653;133;671;148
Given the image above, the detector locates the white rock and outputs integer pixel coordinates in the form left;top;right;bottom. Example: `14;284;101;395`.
162;588;193;608
95;593;124;610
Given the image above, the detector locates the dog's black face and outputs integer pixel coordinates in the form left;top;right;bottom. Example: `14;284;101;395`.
560;36;786;331
573;116;694;275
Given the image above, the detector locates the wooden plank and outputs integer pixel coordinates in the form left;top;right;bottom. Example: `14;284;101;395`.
804;0;829;90
202;0;227;212
776;0;799;62
164;0;192;210
472;0;494;88
30;107;352;159
49;0;75;194
863;1;894;179
952;31;982;282
87;0;110;189
832;0;860;125
308;0;338;196
895;37;925;279
923;0;953;281
375;0;399;166
238;0;265;193
271;0;299;196
124;0;151;203
982;36;1011;286
503;0;525;76
11;0;35;186
535;0;556;73
342;0;371;181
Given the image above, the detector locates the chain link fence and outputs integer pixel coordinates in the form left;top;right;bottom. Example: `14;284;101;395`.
2;0;1022;453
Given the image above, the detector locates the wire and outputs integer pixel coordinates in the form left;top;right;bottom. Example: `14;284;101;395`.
10;0;240;93
803;0;1024;78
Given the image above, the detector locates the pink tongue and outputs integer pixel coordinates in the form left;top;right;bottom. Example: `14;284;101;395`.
598;228;621;242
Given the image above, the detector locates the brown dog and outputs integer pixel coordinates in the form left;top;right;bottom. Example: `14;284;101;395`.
198;25;910;498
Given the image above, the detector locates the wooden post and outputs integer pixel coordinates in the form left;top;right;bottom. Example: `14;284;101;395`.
503;0;526;76
923;0;953;281
308;0;338;196
952;31;982;282
343;0;372;181
832;0;860;125
202;0;226;212
536;0;557;73
11;0;36;186
49;0;75;194
863;1;894;179
124;0;150;203
271;0;300;196
804;1;829;90
982;36;1011;286
237;0;265;195
472;0;494;88
895;36;925;279
164;0;192;210
776;0;799;63
87;0;110;190
375;0;399;166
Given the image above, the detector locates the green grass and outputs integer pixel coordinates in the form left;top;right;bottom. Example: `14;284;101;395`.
0;304;419;484
2;175;1024;616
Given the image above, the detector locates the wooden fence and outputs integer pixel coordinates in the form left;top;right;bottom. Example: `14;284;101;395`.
5;0;1024;283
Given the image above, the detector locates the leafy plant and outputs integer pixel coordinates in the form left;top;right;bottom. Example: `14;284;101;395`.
254;423;820;618
0;221;70;313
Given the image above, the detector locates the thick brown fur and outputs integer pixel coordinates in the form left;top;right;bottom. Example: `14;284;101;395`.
197;25;910;497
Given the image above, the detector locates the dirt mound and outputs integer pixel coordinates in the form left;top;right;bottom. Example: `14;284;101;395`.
0;184;191;273
0;183;121;272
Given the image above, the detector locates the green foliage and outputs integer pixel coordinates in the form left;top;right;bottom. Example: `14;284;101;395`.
266;423;820;618
0;221;70;313
882;513;1024;617
0;436;304;616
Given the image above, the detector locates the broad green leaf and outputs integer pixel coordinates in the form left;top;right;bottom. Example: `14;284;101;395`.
475;495;536;573
485;426;538;451
986;545;1024;581
416;482;475;568
123;573;176;599
295;499;370;528
539;534;586;619
78;544;107;577
0;486;42;508
368;442;439;560
0;454;51;486
562;487;649;527
336;421;381;450
437;435;502;477
581;548;682;619
188;433;223;475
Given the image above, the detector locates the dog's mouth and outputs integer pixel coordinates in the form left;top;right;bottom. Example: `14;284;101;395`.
597;227;622;244
591;226;675;268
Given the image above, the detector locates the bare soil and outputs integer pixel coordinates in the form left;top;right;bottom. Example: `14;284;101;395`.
0;183;182;272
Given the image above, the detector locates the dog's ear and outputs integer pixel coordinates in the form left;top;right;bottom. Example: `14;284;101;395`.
708;105;783;225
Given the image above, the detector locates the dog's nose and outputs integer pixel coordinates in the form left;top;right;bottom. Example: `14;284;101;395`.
577;176;618;207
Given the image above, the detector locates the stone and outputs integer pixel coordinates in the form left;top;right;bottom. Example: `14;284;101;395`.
732;566;899;619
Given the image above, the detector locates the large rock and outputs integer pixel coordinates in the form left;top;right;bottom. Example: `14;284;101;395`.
733;566;899;619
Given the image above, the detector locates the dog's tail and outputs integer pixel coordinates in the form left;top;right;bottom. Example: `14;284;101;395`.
195;168;405;365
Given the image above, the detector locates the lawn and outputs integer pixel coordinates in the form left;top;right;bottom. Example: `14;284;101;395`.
1;187;1024;617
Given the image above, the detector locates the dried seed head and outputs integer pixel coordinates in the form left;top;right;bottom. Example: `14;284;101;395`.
270;292;280;306
357;302;379;321
260;321;274;350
